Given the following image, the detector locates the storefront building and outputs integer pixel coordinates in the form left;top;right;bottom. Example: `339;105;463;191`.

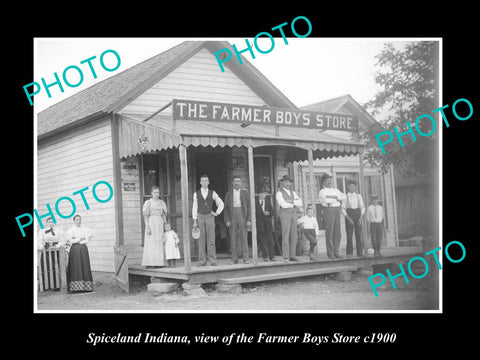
37;41;392;275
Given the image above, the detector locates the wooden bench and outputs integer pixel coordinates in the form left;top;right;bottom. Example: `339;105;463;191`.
217;265;358;285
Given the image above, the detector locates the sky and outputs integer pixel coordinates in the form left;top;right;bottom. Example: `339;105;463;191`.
33;37;416;115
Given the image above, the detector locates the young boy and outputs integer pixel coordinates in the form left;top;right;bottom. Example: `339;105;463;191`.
365;194;384;257
297;205;320;261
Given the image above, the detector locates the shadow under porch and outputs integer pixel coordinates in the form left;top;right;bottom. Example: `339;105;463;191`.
129;246;424;285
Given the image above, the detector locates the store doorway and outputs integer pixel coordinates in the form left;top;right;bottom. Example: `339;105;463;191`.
194;150;229;254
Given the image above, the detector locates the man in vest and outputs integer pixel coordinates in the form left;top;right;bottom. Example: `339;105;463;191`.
224;176;251;264
276;175;303;262
341;180;365;258
192;174;224;266
319;174;347;259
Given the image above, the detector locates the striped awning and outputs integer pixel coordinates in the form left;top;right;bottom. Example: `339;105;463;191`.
118;117;182;158
118;115;364;160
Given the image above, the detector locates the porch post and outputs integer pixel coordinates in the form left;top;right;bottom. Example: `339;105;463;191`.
389;163;399;247
179;144;191;271
308;148;316;213
247;145;258;265
110;113;124;247
358;151;365;197
358;150;367;252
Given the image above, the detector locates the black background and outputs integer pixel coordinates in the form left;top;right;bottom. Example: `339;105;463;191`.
7;4;477;356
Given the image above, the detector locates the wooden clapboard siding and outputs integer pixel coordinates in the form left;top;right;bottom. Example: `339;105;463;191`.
119;157;143;265
119;48;267;116
37;117;116;272
395;184;431;239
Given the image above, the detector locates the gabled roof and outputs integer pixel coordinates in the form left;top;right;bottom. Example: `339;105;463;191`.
301;94;377;125
37;41;297;138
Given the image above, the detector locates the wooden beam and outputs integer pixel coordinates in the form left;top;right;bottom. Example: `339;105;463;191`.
179;144;191;271
389;163;399;247
168;151;177;231
111;113;124;247
358;151;367;252
308;149;316;214
218;266;358;285
138;155;146;247
247;145;258;265
143;101;172;122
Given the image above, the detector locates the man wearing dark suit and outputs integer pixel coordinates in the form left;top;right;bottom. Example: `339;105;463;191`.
256;187;276;261
224;176;251;264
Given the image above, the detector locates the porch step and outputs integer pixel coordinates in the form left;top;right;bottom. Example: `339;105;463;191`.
217;265;358;285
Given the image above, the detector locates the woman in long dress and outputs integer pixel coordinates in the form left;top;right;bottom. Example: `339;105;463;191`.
65;215;93;293
142;186;168;268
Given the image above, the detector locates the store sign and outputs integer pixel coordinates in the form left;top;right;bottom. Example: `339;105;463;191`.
172;99;359;132
123;182;136;191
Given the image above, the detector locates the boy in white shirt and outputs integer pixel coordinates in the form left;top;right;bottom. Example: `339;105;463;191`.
297;206;319;261
365;194;384;257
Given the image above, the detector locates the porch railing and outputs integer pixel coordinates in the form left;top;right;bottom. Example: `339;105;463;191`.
37;247;67;293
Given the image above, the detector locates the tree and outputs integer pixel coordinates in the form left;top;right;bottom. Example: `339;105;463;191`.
360;41;439;179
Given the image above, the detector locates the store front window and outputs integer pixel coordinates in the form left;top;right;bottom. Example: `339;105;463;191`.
253;155;274;195
142;153;169;202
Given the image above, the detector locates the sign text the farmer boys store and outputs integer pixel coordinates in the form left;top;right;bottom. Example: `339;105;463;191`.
172;99;359;132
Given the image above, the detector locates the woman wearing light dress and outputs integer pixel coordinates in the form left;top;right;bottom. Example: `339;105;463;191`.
142;186;168;268
65;215;93;293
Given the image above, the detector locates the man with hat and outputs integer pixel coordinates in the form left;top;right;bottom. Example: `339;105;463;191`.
318;174;347;259
276;174;303;262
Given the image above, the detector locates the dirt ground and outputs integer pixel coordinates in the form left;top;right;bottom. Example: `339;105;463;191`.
37;270;438;311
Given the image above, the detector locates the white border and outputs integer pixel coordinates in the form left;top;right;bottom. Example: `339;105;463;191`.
33;37;443;314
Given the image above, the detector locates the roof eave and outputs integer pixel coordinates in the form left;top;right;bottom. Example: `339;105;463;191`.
37;110;109;142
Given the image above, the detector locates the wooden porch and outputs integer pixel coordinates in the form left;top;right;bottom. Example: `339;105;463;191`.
116;112;368;275
129;246;423;285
